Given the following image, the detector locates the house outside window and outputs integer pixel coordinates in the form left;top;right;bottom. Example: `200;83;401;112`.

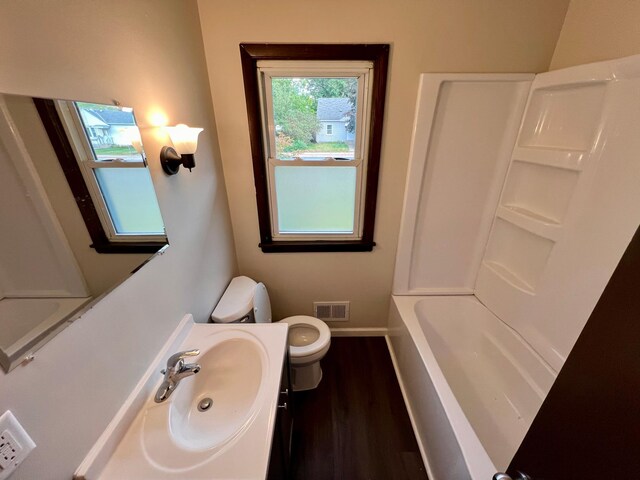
240;44;389;252
318;98;356;143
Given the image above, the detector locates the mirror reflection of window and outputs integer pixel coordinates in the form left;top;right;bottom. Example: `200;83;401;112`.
75;103;144;162
61;102;166;241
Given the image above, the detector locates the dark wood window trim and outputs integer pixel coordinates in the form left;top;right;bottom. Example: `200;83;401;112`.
33;98;165;254
240;43;390;253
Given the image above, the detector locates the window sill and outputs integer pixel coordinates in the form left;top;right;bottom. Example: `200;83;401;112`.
91;242;167;254
259;240;376;253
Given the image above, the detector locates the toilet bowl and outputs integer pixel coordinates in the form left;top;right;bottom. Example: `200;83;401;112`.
281;315;331;390
210;276;331;391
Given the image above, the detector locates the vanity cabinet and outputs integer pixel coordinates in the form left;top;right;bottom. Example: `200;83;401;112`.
268;351;293;480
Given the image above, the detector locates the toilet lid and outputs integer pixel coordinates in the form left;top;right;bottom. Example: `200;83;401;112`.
211;276;256;323
253;283;272;323
279;315;330;357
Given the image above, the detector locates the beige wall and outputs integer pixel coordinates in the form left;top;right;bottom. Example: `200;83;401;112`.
0;1;237;478
551;0;640;70
198;0;569;328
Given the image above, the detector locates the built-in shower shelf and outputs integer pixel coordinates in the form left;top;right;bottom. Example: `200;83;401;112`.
482;260;535;295
496;205;561;240
483;218;555;293
513;147;585;171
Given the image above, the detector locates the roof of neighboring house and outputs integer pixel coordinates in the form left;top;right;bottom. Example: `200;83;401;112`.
86;109;136;125
317;98;352;121
79;109;109;127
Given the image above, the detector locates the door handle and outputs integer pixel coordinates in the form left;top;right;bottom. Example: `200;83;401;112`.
493;472;531;480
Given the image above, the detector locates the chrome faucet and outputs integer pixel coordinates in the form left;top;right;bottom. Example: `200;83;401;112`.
154;349;201;403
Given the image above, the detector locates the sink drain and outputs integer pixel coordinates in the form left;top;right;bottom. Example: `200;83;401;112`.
198;397;213;412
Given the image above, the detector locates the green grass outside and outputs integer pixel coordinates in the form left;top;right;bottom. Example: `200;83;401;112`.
303;142;350;152
94;146;137;155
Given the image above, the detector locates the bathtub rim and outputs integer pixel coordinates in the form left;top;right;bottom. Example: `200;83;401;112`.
389;294;497;480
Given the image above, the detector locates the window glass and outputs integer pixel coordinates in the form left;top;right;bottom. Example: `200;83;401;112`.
271;77;357;161
66;101;166;241
75;102;144;162
94;168;165;235
274;166;356;233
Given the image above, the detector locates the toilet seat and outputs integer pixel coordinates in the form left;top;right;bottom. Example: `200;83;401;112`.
278;315;331;358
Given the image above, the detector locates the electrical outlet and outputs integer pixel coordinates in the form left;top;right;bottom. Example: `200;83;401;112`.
0;430;19;470
0;411;35;480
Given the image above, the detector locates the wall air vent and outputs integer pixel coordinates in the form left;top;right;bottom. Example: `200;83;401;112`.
313;301;350;321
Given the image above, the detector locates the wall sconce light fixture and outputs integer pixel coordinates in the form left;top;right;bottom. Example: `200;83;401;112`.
160;124;203;175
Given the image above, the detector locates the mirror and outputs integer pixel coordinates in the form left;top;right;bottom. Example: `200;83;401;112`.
0;93;168;372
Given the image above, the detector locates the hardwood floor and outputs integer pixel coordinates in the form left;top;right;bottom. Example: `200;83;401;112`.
290;337;428;480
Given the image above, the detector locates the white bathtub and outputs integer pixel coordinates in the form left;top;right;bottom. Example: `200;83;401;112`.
388;295;556;480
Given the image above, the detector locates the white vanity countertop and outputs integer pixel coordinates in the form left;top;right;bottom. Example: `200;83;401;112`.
75;316;288;480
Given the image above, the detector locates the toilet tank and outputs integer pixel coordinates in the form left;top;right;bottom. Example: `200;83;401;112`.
210;276;257;323
210;276;272;324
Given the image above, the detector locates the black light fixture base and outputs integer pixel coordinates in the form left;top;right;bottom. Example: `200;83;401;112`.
160;146;183;175
180;153;196;171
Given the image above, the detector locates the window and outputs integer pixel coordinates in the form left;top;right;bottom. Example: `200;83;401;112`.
34;99;167;253
241;44;389;252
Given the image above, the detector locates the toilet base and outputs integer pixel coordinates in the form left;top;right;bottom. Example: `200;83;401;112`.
291;361;323;391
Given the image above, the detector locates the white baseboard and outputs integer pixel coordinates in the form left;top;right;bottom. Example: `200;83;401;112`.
329;327;388;337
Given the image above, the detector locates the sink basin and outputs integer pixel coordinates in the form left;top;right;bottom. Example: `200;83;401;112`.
169;333;266;451
141;329;270;471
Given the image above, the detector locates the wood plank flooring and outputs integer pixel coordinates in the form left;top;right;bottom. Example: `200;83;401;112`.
290;337;428;480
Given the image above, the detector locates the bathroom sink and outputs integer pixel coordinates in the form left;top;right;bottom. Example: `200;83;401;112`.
141;329;269;471
77;318;288;479
168;332;266;451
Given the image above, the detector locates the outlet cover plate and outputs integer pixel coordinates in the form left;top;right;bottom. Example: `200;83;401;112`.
0;411;35;480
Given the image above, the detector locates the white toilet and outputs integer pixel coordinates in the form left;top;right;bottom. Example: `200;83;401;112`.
210;276;331;391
